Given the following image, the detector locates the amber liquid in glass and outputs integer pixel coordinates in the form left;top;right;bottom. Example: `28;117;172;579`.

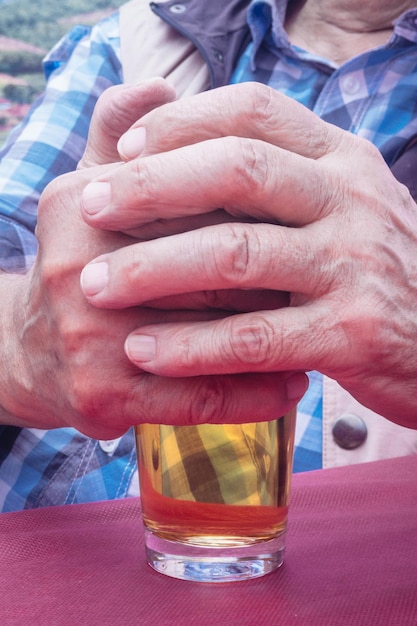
135;410;295;548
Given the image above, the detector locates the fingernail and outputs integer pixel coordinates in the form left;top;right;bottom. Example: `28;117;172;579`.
118;127;146;159
82;181;111;215
80;262;109;296
286;373;309;400
125;335;156;363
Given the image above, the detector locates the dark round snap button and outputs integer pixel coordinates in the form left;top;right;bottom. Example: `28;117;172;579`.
332;414;368;450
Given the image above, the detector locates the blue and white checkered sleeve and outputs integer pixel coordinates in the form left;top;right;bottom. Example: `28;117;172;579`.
0;14;123;272
293;371;323;472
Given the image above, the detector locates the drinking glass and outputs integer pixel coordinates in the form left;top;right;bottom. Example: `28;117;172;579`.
135;408;296;582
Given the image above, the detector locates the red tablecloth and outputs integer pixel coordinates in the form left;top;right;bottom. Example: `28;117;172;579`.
0;454;416;626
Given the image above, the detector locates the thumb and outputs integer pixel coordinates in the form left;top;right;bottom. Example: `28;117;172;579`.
78;78;176;168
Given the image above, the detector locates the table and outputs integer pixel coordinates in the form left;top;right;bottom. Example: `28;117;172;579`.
1;454;416;626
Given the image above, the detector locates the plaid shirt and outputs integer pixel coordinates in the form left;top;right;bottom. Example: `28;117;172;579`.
154;421;289;505
1;1;417;510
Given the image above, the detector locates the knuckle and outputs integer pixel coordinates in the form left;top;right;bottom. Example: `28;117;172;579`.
243;82;277;132
228;316;277;366
241;82;328;159
202;288;233;309
71;378;97;419
394;178;414;207
188;377;228;425
91;86;114;123
51;316;93;372
95;84;119;109
71;368;114;422
93;85;134;131
128;160;158;215
118;245;146;292
38;254;71;291
227;135;271;198
356;135;381;160
213;223;260;286
130;158;149;191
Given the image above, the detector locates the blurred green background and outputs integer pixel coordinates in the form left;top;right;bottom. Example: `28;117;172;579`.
0;0;125;142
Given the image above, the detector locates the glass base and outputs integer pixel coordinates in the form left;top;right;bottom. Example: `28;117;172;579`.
143;528;286;582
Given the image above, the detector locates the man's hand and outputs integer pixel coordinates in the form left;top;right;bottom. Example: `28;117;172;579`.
78;78;176;168
79;82;417;429
0;82;306;437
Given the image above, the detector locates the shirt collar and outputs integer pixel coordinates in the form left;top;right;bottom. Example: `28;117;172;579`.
247;1;417;60
393;8;417;45
247;0;290;57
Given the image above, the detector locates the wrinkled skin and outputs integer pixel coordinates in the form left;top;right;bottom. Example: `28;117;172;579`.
0;80;305;439
80;82;417;430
